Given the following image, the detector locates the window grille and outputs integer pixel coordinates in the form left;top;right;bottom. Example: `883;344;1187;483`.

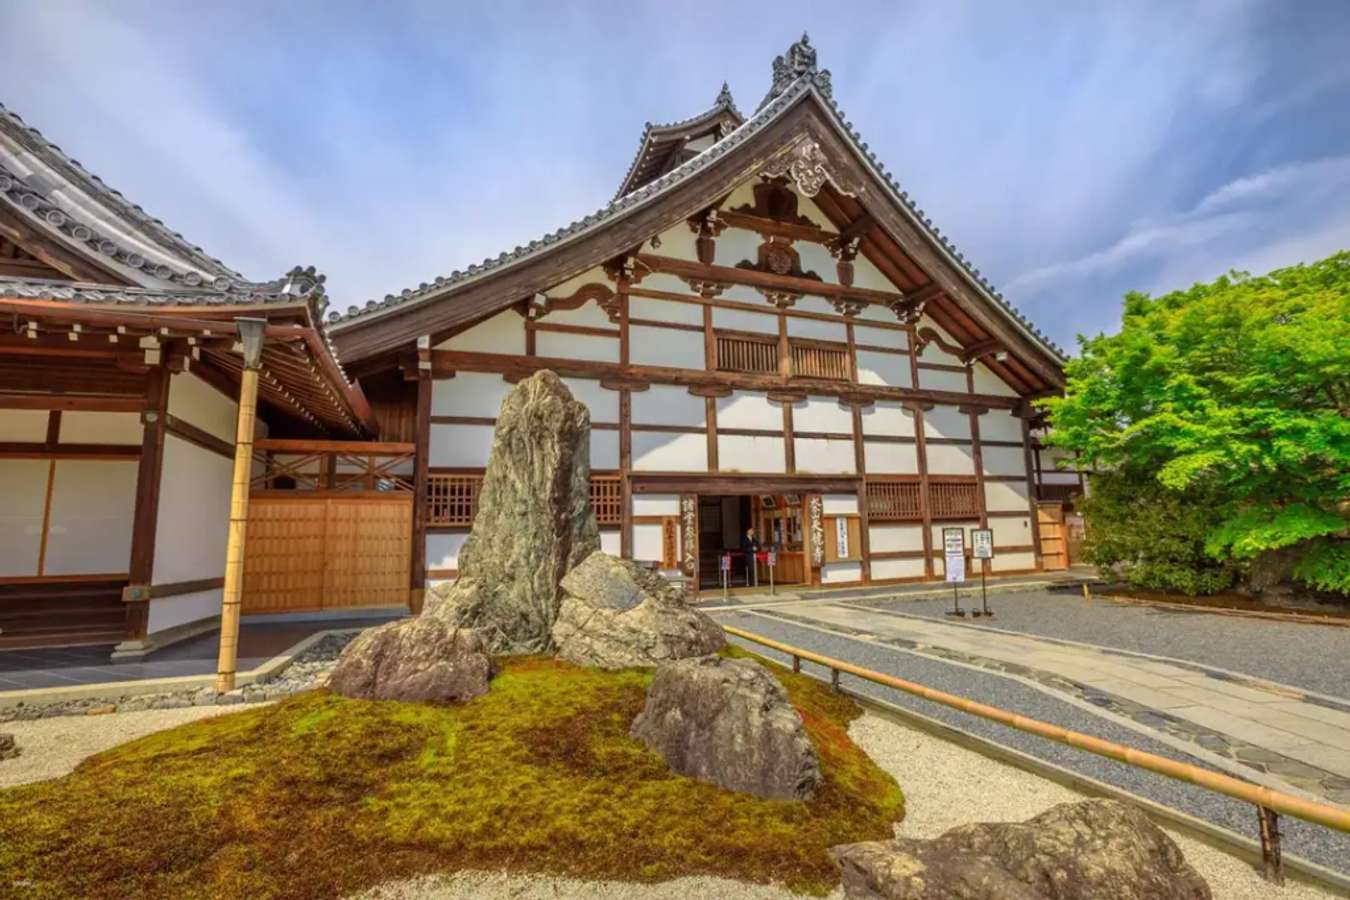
789;339;850;380
427;474;481;527
715;331;778;374
865;481;923;521
591;475;623;526
928;481;980;519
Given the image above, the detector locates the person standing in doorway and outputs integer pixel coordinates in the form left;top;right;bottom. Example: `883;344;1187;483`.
741;526;760;586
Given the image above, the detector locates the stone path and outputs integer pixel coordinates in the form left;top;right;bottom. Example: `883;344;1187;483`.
731;599;1350;806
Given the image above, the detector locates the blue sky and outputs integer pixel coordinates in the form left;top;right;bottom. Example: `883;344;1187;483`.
3;1;1348;351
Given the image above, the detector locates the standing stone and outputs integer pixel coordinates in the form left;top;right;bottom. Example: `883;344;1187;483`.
830;798;1210;900
631;655;821;800
328;618;492;703
426;371;599;653
0;732;18;760
552;551;726;669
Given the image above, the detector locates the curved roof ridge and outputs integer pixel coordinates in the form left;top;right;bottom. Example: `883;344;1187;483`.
612;83;745;200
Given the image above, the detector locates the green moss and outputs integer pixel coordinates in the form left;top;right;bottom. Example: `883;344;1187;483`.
0;653;903;899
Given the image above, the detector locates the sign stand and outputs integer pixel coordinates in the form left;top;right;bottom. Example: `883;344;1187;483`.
971;528;995;617
720;553;731;602
942;527;966;617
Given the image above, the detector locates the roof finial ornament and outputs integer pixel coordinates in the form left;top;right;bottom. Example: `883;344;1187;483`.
716;81;734;107
760;32;833;110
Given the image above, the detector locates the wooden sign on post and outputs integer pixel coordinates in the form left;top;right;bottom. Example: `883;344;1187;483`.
943;527;966;583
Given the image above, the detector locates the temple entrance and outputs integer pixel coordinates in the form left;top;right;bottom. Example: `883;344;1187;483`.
696;493;809;590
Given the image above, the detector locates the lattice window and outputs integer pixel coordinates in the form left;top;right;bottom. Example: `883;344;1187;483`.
427;474;481;527
865;480;923;521
928;481;980;519
789;338;850;380
591;475;622;526
715;331;778;374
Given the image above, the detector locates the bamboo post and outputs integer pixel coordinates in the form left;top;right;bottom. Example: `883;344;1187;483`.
215;319;266;694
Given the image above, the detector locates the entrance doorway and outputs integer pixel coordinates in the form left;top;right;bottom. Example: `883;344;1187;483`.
696;493;809;590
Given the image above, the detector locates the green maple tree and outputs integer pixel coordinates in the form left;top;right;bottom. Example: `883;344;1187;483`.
1044;251;1350;594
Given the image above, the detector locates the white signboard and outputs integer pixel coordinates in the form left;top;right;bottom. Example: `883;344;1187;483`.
943;527;966;583
971;528;994;560
835;517;850;559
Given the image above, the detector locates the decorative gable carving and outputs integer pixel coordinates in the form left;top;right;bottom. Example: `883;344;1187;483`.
736;235;820;281
761;138;862;199
730;177;820;227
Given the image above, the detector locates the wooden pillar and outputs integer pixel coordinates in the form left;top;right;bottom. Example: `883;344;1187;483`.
907;331;935;578
782;400;796;473
409;369;432;613
703;304;718;471
619;388;633;558
215;320;265;693
852;406;872;584
1020;409;1045;570
122;365;169;642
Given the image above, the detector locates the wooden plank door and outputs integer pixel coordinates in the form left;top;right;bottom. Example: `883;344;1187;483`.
1037;501;1068;571
322;496;412;608
242;497;327;613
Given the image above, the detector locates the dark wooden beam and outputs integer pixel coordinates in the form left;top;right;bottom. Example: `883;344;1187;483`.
123;366;169;640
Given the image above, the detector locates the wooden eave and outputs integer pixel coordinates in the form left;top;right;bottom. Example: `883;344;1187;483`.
616;107;745;199
333;88;1065;395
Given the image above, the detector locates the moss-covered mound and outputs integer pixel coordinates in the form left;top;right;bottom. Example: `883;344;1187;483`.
0;650;903;899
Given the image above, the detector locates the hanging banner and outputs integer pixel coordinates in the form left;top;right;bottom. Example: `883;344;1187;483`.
943;527;966;583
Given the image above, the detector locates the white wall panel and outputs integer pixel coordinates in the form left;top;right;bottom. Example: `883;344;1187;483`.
167;372;237;442
927;443;976;475
711;305;778;335
629;295;703;327
796;245;837;283
431;372;511;419
848;255;898;293
545;266;611;298
560;377;618;423
923;406;972;440
633;384;705;427
785;311;847;342
436;310;524;354
793;397;853;433
427;532;470;571
822;494;858;515
982;411;1024;443
629;325;703;369
992;517;1033;546
147;590;220;634
916;320;963;364
430;424;495;467
633;494;679;516
43;460;136;575
919;367;970;393
985;480;1031;512
633;522;665;562
152;436;230;584
650;222;700;261
860;401;915;437
991;551;1037;572
853;323;907;351
714;227;763;269
863;441;919;474
871;557;926;580
794;438;854;474
868;523;925;553
0;459;47;575
716;391;781;429
536;331;620;363
718;435;785;473
632;431;706;471
972;362;1019;397
856;349;912;388
822;561;862;584
982;446;1029;476
60;411;144;445
591;430;620;470
0;409;50;442
543;300;614;330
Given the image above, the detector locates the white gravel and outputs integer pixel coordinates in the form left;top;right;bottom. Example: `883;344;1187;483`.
1;704;1336;899
0;705;253;788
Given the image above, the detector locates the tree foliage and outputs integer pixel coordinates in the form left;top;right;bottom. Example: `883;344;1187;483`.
1045;252;1350;594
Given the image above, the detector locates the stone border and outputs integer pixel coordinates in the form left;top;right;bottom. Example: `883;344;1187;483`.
0;628;363;710
699;578;1062;613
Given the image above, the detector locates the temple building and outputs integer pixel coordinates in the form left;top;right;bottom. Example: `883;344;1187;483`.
1;36;1077;653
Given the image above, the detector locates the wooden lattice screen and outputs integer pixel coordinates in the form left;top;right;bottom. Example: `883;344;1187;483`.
428;473;623;527
715;331;778;374
790;339;850;380
929;481;980;519
865;481;923;521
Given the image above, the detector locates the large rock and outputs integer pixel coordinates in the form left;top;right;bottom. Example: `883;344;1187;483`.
631;655;821;800
327;617;492;703
831;798;1210;900
0;732;18;760
426;371;599;653
552;551;726;669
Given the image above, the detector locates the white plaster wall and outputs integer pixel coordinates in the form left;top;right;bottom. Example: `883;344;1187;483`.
793;397;853;433
718;435;786;473
536;331;620;363
786;312;847;342
868;523;924;553
871;557;926;580
650;222;700;262
856;349;912;388
633;522;665;563
916;320;964;364
852;323;907;351
863;441;919;474
43;460;137;574
716;391;781;429
629;295;703;327
430;423;495;468
147;589;220;635
923;406;972;440
0;409;49;442
545;266;611;298
860;401;915;437
926;443;976;475
823;494;858;515
992;551;1037;572
432;372;512;419
982;446;1029;477
719;284;765;306
851;255;898;293
822;561;862;584
437;310;525;354
711;305;778;335
796;244;836;282
795;438;854;474
542;299;614;330
985;480;1032;512
629;325;703;369
633;494;679;516
982;411;1024;443
633;431;706;471
992;516;1033;546
59;411;143;444
152;435;231;584
633;385;705;427
920;367;970;393
713;227;763;269
561;377;619;423
167;371;238;442
591;430;620;470
0;459;47;575
599;529;621;556
427;532;470;571
972;362;1019;397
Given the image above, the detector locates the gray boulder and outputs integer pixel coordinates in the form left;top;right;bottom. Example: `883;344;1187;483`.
631;655;821;800
327;617;492;703
0;732;18;760
552;551;726;669
426;370;599;653
831;798;1210;900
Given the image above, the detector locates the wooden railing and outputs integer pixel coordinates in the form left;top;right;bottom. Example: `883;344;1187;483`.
427;473;623;528
250;439;414;493
723;625;1350;885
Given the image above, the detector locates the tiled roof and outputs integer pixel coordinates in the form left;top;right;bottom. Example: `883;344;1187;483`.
613;82;745;200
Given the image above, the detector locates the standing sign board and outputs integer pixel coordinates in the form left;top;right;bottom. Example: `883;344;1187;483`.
971;529;994;560
942;527;966;583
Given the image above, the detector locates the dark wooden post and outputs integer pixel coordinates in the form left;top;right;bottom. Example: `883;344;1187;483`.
1020;406;1044;570
121;364;170;644
410;366;432;613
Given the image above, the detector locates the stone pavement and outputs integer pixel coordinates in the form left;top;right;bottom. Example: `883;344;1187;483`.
727;597;1350;806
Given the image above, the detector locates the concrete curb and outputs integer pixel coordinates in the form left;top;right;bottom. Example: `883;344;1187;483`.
0;627;364;710
849;689;1350;897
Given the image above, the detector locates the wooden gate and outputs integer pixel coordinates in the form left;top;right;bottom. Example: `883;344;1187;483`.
242;495;412;613
1037;501;1068;571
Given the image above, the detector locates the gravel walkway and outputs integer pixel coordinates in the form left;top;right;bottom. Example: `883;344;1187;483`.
716;609;1350;876
854;590;1350;699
